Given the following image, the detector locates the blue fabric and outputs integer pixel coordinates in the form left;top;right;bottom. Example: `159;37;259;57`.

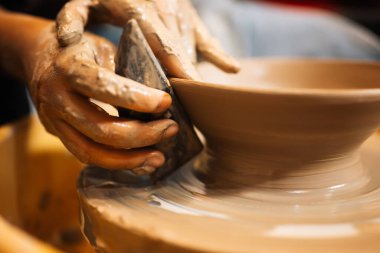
193;0;380;60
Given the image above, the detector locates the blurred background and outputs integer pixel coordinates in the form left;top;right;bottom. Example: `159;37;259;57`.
260;0;380;34
0;1;379;252
192;0;380;59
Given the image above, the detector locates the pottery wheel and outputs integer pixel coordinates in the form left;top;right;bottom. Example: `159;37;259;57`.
78;133;380;253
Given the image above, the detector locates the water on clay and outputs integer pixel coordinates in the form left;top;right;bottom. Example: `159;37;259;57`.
80;132;380;242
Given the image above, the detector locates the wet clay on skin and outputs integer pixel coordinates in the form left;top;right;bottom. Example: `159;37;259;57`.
78;59;380;253
56;0;240;80
51;0;240;172
0;9;179;171
1;0;239;172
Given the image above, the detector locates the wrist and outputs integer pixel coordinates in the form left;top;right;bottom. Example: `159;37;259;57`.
0;10;53;82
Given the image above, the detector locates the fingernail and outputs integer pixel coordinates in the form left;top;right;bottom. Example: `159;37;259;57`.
132;166;156;176
155;93;172;113
163;123;179;139
145;152;165;168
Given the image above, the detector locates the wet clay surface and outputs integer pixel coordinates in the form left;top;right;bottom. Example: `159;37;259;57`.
78;135;380;253
78;59;380;253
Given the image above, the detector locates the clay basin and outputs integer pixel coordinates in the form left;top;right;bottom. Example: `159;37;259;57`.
170;59;380;195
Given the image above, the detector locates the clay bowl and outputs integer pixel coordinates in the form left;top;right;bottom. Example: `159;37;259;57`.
170;59;380;197
78;59;380;253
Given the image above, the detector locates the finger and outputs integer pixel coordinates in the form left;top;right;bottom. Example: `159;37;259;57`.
176;5;197;62
142;12;200;79
148;32;200;80
100;0;200;80
44;108;166;170
55;40;172;113
56;0;95;47
86;33;116;70
154;0;180;34
48;90;178;148
184;0;240;73
196;32;241;74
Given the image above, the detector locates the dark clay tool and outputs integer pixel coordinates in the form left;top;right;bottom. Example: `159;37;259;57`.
114;19;203;181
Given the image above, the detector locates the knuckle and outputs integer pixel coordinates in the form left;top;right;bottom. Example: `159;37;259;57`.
58;33;81;48
38;107;61;137
77;150;91;164
71;140;92;164
54;53;70;71
94;124;109;141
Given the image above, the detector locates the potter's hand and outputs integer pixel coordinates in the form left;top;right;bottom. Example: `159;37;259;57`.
30;27;178;173
56;0;240;79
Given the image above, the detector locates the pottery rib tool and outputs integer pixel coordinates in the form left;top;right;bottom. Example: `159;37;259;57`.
115;19;203;180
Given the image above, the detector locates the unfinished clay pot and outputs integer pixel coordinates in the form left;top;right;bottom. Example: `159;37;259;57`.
78;59;380;253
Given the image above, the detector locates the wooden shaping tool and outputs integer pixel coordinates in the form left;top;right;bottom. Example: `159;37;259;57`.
114;19;203;180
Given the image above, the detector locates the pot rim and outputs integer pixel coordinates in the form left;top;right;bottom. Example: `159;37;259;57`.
171;58;380;99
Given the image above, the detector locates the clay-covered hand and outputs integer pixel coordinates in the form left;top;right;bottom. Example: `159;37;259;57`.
56;0;240;79
30;26;178;174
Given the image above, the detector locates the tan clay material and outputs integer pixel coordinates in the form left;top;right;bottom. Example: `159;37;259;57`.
56;0;240;79
79;59;380;253
171;59;380;198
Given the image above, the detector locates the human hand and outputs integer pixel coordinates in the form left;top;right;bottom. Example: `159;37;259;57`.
56;0;240;79
29;26;178;174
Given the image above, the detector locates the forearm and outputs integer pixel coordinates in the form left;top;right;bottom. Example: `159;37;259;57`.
0;9;53;82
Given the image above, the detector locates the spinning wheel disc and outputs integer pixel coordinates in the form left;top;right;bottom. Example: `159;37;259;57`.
78;133;380;253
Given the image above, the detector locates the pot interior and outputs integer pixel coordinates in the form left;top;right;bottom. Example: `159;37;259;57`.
197;59;380;91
